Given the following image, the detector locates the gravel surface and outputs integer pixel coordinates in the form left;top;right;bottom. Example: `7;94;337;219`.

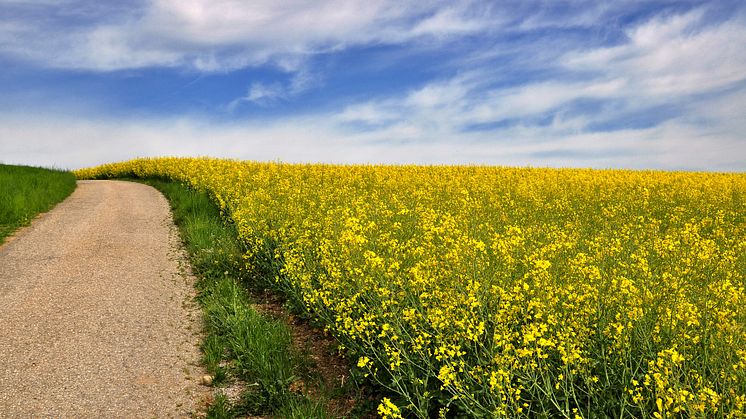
0;180;207;418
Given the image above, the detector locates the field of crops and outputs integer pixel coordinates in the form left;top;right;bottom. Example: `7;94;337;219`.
76;158;745;418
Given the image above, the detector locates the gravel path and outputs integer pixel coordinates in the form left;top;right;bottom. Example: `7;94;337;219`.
0;180;206;418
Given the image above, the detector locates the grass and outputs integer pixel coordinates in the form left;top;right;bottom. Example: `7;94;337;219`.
0;164;76;244
136;179;372;418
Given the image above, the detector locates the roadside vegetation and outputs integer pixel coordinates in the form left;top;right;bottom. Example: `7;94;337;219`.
0;164;76;244
138;179;375;418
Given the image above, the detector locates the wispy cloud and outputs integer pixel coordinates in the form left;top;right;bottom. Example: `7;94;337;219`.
227;67;321;109
0;0;490;72
1;108;743;171
562;9;746;98
0;1;744;171
337;8;746;140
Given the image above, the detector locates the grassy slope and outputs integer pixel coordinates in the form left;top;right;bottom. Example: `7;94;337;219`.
0;164;76;244
139;179;371;418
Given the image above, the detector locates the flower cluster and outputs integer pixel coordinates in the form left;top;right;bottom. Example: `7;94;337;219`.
76;159;746;417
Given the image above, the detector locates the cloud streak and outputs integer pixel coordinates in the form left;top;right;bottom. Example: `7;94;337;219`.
0;0;490;72
1;95;743;172
336;8;746;152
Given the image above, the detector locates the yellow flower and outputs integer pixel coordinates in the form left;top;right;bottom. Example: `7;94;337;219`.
377;397;402;418
76;157;746;418
357;356;371;369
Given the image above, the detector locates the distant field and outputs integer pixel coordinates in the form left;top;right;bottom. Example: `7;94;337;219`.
76;158;746;418
0;164;76;243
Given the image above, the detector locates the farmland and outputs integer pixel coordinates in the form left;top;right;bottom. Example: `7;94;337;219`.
75;158;746;418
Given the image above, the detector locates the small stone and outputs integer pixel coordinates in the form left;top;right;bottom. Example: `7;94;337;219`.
201;375;213;386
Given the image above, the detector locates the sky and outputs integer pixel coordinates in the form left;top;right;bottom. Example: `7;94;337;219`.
0;0;744;171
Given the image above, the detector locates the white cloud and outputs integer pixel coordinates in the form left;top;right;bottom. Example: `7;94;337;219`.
336;102;399;126
246;83;285;103
227;67;321;109
0;0;490;72
1;3;744;172
336;8;746;142
335;74;624;137
467;78;628;123
1;91;744;172
408;5;490;38
227;82;284;109
562;9;746;98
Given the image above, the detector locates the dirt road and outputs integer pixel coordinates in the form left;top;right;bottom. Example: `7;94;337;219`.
0;180;205;417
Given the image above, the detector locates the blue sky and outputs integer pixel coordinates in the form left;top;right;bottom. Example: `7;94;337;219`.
0;0;744;170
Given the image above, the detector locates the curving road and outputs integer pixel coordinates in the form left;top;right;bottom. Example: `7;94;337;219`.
0;180;206;418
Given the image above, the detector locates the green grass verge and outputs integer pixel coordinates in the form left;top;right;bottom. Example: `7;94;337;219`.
0;164;77;244
136;179;340;418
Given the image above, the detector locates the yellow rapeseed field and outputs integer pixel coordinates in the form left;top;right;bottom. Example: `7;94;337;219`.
76;158;746;418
